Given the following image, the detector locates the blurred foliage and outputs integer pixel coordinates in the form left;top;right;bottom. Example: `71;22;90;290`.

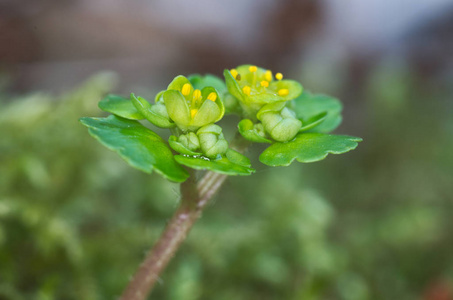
1;62;452;300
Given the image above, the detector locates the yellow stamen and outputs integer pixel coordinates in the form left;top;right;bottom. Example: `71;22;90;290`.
230;69;238;79
192;89;202;102
275;73;283;80
181;83;191;96
242;86;251;95
190;109;198;118
207;92;217;102
278;89;289;96
265;70;272;82
249;65;258;73
260;81;269;87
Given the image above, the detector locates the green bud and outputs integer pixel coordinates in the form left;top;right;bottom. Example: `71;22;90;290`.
179;132;200;151
258;107;302;142
168;133;201;156
197;124;229;158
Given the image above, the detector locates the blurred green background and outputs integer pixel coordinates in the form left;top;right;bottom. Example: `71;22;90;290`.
1;1;453;299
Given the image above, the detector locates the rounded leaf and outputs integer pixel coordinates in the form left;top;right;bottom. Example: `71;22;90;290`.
259;132;362;166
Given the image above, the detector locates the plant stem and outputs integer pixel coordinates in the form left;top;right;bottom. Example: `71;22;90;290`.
119;171;228;300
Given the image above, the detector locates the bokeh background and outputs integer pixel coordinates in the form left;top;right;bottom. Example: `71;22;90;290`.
1;0;453;299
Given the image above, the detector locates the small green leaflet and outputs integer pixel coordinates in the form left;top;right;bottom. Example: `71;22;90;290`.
98;94;144;120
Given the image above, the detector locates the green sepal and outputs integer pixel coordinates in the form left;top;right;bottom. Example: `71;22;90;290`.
293;92;342;133
238;119;272;143
224;69;243;105
98;94;144;120
259;132;362;166
79;115;189;182
299;112;327;132
167;75;190;92
130;93;175;128
168;135;202;156
193;87;225;126
188;74;227;93
154;90;165;103
174;154;255;176
163;90;191;130
256;102;287;120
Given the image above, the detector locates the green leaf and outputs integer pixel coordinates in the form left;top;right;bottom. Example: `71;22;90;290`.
299;112;327;132
98;94;144;120
188;74;227;93
79;115;189;182
293;92;342;133
259;133;362;166
238;119;272;143
174;154;255;176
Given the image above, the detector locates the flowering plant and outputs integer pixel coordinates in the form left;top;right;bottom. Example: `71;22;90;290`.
80;65;362;299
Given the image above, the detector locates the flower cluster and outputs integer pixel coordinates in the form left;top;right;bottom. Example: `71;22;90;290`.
130;65;308;159
224;65;303;142
82;63;361;180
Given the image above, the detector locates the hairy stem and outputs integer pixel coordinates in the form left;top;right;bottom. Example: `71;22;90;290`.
119;171;228;300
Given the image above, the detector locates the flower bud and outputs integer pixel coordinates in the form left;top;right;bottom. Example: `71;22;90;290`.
179;132;200;152
197;124;229;158
258;107;302;142
168;132;201;156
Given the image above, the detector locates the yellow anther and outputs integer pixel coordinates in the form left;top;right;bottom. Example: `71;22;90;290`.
249;65;258;72
265;70;272;82
278;89;289;96
207;92;217;102
275;73;283;80
230;69;238;79
192;89;202;101
260;81;269;88
190;109;198;118
181;83;191;96
242;86;251;95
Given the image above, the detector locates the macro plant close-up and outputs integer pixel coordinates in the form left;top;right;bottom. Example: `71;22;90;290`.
80;65;361;299
2;1;453;300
